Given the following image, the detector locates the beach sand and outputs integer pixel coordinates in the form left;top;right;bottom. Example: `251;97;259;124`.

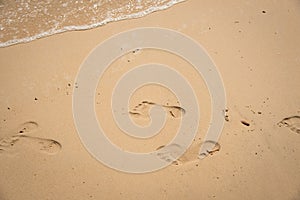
0;0;300;199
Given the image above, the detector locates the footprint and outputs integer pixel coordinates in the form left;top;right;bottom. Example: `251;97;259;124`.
18;135;62;155
180;141;221;163
156;143;183;165
129;101;154;118
0;121;61;155
156;141;221;166
278;116;300;134
129;100;185;119
0;135;20;153
198;141;221;157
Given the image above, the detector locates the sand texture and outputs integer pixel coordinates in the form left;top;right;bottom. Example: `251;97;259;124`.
0;0;300;199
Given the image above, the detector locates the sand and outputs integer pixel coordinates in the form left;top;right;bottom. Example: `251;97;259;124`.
0;0;300;199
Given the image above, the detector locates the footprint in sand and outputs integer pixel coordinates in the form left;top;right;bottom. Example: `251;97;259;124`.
0;135;20;153
156;141;221;166
278;116;300;134
129;100;185;119
156;143;183;165
0;121;62;155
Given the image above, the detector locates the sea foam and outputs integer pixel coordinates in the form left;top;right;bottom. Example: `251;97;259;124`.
0;0;186;48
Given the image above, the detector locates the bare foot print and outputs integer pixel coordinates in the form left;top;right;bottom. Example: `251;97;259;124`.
198;141;221;158
0;121;62;155
156;143;183;165
156;141;221;166
18;135;62;155
129;100;185;119
0;135;20;153
129;101;154;119
278;116;300;134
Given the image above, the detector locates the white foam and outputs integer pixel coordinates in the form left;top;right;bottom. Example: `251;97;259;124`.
0;0;186;48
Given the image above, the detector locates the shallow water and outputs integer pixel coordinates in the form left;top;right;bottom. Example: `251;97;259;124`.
0;0;185;47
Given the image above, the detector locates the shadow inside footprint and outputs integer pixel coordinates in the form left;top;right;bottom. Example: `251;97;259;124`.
278;116;300;134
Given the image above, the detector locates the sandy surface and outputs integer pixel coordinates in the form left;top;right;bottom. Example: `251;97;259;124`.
0;0;300;199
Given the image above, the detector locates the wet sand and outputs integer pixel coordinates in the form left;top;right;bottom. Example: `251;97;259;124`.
0;0;300;199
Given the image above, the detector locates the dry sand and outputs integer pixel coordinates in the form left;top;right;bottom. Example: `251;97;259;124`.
0;0;300;199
